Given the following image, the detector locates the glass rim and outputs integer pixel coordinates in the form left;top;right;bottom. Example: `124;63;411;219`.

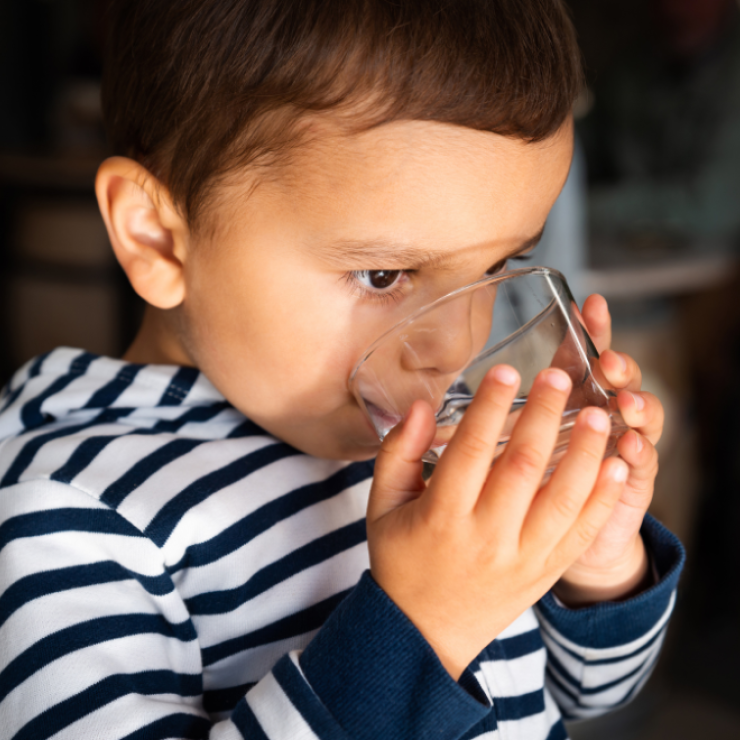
348;265;568;387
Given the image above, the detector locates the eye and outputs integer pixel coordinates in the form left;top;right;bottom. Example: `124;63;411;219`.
485;259;508;276
355;270;403;291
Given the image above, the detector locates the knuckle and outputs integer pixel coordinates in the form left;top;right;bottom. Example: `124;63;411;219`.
552;491;581;520
575;438;606;466
576;519;601;548
455;428;491;462
506;445;545;479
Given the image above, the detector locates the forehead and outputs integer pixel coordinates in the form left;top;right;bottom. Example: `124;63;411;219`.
216;118;573;261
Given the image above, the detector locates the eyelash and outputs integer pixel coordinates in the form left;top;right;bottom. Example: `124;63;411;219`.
344;254;533;304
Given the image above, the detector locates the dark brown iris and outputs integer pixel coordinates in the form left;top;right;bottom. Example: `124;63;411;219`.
366;270;401;289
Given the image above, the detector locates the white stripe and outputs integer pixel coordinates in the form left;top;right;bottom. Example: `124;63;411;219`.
246;670;320;740
50;694;208;740
205;631;319;689
163;454;360;562
115;437;278;535
478;648;547;697
541;626;665;691
70;432;194;496
0;580;190;666
0;479;110;520
198;544;367;659
497;607;540;639
0;532;170;593
176;480;369;598
1;634;203;739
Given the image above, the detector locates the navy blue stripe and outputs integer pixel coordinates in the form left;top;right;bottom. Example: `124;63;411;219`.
202;588;351;667
273;655;348;740
203;682;256;714
158;367;200;406
151;402;231;433
185;519;366;615
484;628;544;662
145;442;301;547
547;657;652;716
50;435;121;484
0;353;49;414
20;352;97;430
614;665;652;708
546;635;659;698
543;650;581;694
168;461;374;573
100;438;206;509
227;418;268;438
0;508;144;553
494;689;545;721
83;364;144;409
574;653;655;696
546;720;568;740
51;404;231;487
0;561;173;629
545;663;579;705
13;672;203;740
0;614;197;703
0;407;133;488
232;699;271;740
584;623;667;666
540;616;667;667
119;714;212;740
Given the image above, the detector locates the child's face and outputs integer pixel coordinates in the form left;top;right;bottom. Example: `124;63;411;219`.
177;119;573;460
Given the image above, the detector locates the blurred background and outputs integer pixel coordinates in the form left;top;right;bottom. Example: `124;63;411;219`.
0;1;738;737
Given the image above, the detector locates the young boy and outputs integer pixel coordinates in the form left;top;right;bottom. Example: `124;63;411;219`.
0;1;683;738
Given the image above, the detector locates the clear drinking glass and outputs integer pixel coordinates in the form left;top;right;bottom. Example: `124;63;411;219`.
349;266;628;478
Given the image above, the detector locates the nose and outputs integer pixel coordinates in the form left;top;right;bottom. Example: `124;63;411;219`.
401;289;491;375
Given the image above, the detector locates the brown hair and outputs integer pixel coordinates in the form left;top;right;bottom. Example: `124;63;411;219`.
102;0;583;233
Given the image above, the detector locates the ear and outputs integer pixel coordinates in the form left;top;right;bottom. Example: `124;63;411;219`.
95;157;189;309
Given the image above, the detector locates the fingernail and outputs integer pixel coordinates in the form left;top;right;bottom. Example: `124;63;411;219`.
493;365;518;386
633;431;644;453
612;462;628;482
629;392;645;411
586;409;608;432
615;352;627;373
545;370;570;392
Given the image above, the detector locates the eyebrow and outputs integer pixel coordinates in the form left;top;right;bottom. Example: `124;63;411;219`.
319;226;546;270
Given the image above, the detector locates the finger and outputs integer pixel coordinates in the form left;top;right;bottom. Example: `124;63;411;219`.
368;400;436;522
478;368;572;524
522;407;611;548
617;430;659;505
599;350;642;392
581;294;612;354
430;365;520;515
551;456;629;567
616;391;664;445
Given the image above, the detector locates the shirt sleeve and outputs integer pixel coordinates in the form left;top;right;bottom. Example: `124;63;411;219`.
534;514;685;720
0;480;489;740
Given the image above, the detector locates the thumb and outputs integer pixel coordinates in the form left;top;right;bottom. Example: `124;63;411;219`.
368;400;436;522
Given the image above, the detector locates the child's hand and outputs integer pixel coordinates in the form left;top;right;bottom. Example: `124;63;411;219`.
367;366;628;681
553;294;663;607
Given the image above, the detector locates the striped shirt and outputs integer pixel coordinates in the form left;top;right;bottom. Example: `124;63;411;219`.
0;348;684;740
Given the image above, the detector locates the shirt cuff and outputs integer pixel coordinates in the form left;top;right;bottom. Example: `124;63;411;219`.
536;514;685;649
299;570;491;740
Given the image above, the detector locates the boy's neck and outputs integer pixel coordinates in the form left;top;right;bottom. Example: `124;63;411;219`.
123;305;194;367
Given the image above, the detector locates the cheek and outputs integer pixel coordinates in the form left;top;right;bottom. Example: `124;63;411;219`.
183;262;370;417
